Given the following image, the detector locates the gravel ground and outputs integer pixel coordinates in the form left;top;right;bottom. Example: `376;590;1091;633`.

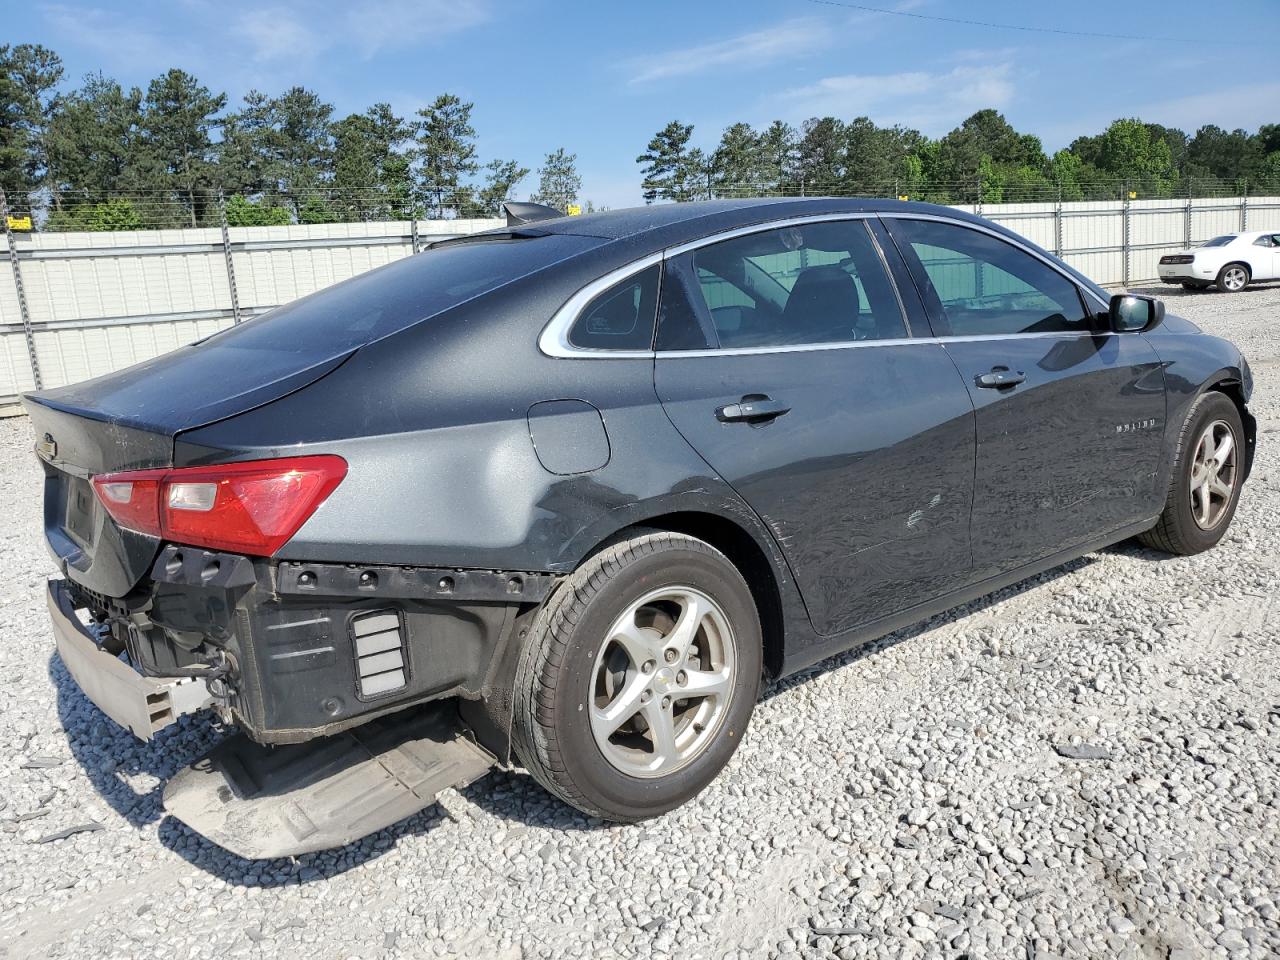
1;283;1278;960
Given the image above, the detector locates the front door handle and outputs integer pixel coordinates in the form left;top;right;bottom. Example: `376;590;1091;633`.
716;396;791;423
975;368;1026;389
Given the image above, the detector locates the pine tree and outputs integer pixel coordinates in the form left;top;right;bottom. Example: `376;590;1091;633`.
531;148;580;212
138;69;225;226
414;94;478;217
0;44;63;207
637;121;699;203
476;158;529;217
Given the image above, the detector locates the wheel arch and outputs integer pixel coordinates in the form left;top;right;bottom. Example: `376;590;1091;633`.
1206;376;1257;482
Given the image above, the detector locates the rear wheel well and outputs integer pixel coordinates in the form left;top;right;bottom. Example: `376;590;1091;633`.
603;512;785;679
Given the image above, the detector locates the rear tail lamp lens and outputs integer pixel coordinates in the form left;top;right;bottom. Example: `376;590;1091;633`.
91;455;347;557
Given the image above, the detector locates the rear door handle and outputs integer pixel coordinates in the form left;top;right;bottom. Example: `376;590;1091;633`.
975;368;1026;389
716;396;791;422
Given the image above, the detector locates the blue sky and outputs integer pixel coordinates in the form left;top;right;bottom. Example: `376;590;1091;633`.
12;0;1280;208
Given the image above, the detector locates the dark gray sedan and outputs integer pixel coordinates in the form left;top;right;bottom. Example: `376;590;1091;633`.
24;198;1255;857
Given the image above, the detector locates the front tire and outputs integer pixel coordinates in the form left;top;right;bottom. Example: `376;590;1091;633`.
1216;263;1250;293
512;531;762;822
1139;392;1244;555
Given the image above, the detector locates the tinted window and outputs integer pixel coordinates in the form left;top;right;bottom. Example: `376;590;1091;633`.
690;220;906;348
568;264;660;350
198;234;601;354
893;219;1088;337
1252;235;1277;248
1202;236;1236;247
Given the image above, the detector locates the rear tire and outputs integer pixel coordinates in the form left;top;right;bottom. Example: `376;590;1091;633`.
1216;263;1249;293
1139;392;1244;555
512;531;762;822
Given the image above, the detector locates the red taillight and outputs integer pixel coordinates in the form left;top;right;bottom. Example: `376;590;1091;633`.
92;456;347;557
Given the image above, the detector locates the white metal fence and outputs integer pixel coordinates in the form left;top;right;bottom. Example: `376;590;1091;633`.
3;194;1278;412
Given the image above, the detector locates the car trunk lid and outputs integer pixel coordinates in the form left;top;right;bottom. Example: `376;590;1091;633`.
24;345;352;599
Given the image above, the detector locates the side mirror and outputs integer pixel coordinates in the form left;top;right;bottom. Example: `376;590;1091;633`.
1108;293;1165;333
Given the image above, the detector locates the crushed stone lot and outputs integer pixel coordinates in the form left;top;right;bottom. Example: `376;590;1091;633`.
1;283;1279;960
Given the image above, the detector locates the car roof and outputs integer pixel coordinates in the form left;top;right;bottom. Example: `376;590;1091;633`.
506;197;994;247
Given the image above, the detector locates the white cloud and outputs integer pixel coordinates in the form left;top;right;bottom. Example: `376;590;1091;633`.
41;4;201;73
628;18;829;84
342;0;491;58
771;62;1015;133
234;7;324;63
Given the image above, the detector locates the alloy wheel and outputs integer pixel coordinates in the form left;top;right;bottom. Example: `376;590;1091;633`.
589;586;737;778
1189;418;1237;529
1221;266;1248;292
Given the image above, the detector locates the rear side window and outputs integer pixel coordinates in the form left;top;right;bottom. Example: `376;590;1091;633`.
568;265;660;350
891;218;1089;337
688;219;907;349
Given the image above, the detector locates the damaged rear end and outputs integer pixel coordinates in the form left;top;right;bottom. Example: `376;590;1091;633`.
19;242;609;857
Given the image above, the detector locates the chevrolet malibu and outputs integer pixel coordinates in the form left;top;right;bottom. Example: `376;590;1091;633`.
25;198;1255;858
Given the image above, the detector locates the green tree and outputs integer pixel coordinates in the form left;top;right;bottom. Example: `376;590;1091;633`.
139;69;225;226
795;117;845;192
710;122;761;197
531;148;581;211
45;73;146;205
842;117;926;194
1091;118;1177;196
45;197;142;231
474;158;528;216
934;109;1047;201
1185;124;1264;192
222;193;290;226
756;121;798;195
0;43;63;205
414;93;478;217
637;120;699;203
330;103;413;220
220;87;333;217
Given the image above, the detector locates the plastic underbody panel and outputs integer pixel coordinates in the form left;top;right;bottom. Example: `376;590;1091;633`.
72;544;531;746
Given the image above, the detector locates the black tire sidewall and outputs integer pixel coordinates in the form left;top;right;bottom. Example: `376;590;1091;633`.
545;545;761;820
1169;394;1245;551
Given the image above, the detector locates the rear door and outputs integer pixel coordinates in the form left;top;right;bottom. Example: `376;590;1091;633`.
884;215;1166;580
654;217;977;638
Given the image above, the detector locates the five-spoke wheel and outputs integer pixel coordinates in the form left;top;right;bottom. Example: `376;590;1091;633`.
589;587;736;778
1188;419;1237;530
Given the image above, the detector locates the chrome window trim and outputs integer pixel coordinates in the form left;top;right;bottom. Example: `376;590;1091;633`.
655;329;1109;360
537;251;665;359
538;211;1111;359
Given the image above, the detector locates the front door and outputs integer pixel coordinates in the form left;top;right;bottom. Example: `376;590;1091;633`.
654;217;977;637
885;216;1167;579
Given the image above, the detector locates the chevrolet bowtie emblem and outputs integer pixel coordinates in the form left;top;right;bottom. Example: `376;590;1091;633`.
35;433;57;462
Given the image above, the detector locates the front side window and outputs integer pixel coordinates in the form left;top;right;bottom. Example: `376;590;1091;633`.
567;264;660;350
891;219;1089;337
1253;234;1277;248
689;220;907;348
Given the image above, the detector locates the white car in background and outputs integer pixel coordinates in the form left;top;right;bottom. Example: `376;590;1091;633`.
1159;230;1280;292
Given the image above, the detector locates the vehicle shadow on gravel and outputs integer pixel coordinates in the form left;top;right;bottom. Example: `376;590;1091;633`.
50;540;1168;886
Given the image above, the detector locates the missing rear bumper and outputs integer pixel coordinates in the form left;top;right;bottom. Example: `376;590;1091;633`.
48;579;212;740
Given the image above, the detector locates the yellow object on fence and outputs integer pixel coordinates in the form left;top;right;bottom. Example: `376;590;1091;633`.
6;214;32;231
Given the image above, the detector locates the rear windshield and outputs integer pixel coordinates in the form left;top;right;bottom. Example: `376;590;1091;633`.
198;233;601;353
1201;236;1236;247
